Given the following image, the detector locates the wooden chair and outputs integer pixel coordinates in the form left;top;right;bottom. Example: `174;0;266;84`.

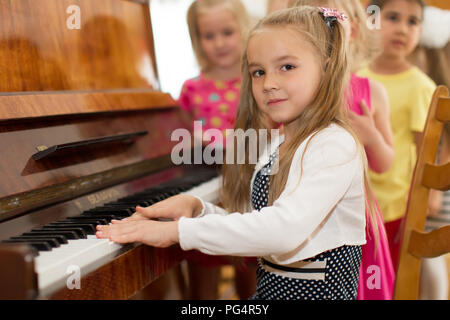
394;86;450;299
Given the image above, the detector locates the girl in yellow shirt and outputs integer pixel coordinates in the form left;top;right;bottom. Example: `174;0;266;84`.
358;0;436;270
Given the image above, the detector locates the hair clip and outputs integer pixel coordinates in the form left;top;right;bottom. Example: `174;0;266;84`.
318;7;348;28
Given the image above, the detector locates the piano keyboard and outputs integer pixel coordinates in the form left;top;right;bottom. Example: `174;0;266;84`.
2;170;221;297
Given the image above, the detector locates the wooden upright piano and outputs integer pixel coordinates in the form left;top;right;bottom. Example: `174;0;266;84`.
0;0;220;299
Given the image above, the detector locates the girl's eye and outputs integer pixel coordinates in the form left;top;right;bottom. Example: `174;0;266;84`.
251;70;264;78
203;33;215;40
223;29;235;37
409;18;419;26
386;13;398;22
281;64;295;71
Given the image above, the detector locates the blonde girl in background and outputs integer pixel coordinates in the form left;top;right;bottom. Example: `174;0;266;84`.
97;6;380;300
177;0;256;300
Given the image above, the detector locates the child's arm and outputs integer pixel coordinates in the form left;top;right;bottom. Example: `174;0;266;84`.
348;80;394;173
96;128;364;257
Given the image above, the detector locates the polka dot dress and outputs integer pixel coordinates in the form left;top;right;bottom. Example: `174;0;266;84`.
249;148;362;300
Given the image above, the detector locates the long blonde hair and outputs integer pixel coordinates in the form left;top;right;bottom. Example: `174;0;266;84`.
291;0;379;72
221;6;379;246
186;0;251;72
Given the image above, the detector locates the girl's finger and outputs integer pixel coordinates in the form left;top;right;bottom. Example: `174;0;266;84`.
96;225;135;241
127;212;148;221
136;205;168;219
111;218;128;224
135;205;159;217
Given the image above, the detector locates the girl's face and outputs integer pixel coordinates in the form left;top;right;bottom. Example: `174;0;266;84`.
379;0;422;59
197;6;242;70
248;27;323;126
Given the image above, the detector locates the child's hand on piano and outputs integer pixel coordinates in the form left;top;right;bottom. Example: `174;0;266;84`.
95;194;203;246
95;219;179;247
125;194;203;221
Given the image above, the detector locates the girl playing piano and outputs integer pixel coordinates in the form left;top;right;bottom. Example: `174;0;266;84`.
97;6;378;300
177;0;255;300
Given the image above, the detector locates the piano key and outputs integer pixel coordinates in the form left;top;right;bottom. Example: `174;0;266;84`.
22;230;79;240
35;236;123;292
77;214;123;222
10;236;61;248
123;192;171;200
36;227;87;239
13;234;68;245
84;207;133;214
96;204;137;212
46;223;96;235
107;200;153;207
2;240;53;251
64;217;109;225
82;209;132;217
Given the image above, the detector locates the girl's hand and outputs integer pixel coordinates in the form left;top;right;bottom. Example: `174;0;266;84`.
348;100;378;146
96;219;179;247
124;194;203;222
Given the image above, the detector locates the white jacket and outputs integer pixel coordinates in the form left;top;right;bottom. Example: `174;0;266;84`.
178;124;366;264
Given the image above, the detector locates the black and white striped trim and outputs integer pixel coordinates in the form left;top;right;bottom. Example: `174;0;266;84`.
260;258;327;280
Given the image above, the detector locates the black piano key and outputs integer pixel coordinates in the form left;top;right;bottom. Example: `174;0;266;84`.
9;237;60;248
83;208;132;216
64;217;109;225
89;200;151;210
46;223;96;235
78;213;122;221
36;227;87;238
22;230;77;240
2;240;52;251
85;207;133;213
97;204;136;212
11;235;65;245
31;228;84;239
60;218;108;227
123;191;167;198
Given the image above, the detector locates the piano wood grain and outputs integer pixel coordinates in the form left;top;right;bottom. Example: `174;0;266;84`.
0;0;157;92
0;91;176;120
48;244;183;300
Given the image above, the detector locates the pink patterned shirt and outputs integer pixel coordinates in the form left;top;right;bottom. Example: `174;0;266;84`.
178;73;241;146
